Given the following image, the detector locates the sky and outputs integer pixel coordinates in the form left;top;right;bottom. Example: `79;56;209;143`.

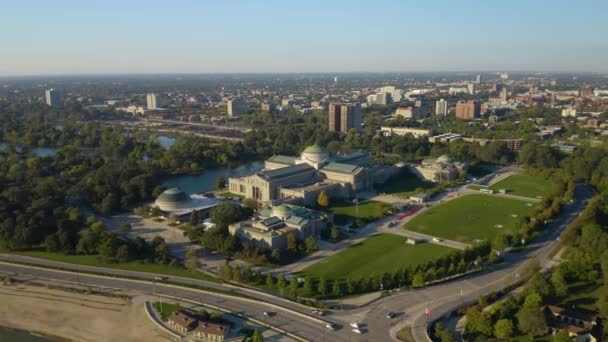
1;0;608;75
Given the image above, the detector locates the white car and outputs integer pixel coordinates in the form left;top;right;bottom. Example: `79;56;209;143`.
325;323;335;330
352;329;363;334
350;322;360;328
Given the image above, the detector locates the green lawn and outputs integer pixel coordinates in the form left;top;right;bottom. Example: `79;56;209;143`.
403;195;538;243
329;200;393;224
375;168;436;197
11;250;218;283
152;301;182;321
300;234;454;281
489;174;551;198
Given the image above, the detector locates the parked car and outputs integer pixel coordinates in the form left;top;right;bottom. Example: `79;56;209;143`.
352;329;363;334
386;312;394;319
325;323;335;330
350;322;360;328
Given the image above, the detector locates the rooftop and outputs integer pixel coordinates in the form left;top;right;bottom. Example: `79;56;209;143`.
258;163;314;181
267;155;297;165
321;162;362;174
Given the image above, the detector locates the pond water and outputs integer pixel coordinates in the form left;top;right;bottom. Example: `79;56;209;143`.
163;161;264;194
0;142;59;157
157;136;176;149
0;327;56;342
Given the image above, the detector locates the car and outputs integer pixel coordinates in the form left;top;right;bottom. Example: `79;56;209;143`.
432;237;442;242
386;312;394;319
263;311;272;317
325;323;335;330
352;329;363;334
154;276;168;281
311;309;325;316
350;322;360;328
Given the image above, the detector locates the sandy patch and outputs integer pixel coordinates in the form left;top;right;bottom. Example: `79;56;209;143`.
0;284;172;342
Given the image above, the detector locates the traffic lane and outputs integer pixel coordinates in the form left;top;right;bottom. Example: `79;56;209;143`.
0;263;352;342
0;254;318;319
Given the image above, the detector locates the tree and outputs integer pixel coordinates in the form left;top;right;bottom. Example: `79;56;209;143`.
318;277;327;296
210;202;252;229
303;276;314;295
494;318;514;340
330;226;340;240
304;236;318;252
215;176;226;189
251;329;264;342
434;322;456;342
184;248;199;270
242;198;259;210
553;330;570;342
265;273;274;289
116;244;130;263
277;274;286;294
287;233;297;251
220;260;233;280
232;266;242;282
332;280;343;297
516;293;547;337
317;191;330;207
465;307;493;336
550;268;568;297
289;277;298;298
412;273;425;287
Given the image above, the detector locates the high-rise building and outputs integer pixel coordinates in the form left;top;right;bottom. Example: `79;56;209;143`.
146;93;159;109
475;74;482;84
45;89;61;107
227;98;248;117
467;83;475;95
455;100;480;120
375;92;392;105
328;103;362;133
500;87;508;101
500;73;509;80
435;99;448;116
580;86;594;98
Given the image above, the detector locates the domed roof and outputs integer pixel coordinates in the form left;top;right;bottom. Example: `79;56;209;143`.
156;188;189;204
303;144;325;154
274;204;291;213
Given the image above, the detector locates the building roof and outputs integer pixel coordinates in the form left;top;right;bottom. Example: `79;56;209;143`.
267;155;297;165
546;305;599;323
258;163;314;181
169;311;197;331
157;188;189;204
286;215;307;226
193;321;230;336
274;204;291;213
321;162;362;174
303;144;325;154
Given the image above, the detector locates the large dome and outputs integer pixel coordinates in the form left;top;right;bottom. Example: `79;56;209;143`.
155;188;191;210
273;204;292;219
301;144;329;164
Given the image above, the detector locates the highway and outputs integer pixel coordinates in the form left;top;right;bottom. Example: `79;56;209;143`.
0;183;592;341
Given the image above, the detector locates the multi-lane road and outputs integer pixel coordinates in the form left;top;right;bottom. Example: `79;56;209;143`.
0;184;593;342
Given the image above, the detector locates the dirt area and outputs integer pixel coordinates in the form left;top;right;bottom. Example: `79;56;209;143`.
0;284;173;342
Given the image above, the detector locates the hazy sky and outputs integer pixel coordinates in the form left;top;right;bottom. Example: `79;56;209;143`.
2;0;607;75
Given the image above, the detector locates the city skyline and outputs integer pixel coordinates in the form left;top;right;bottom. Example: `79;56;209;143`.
2;0;608;76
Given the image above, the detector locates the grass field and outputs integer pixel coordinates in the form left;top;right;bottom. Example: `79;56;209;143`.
11;250;218;282
489;174;551;198
299;234;454;281
329;200;393;224
375;168;436;197
403;195;537;243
